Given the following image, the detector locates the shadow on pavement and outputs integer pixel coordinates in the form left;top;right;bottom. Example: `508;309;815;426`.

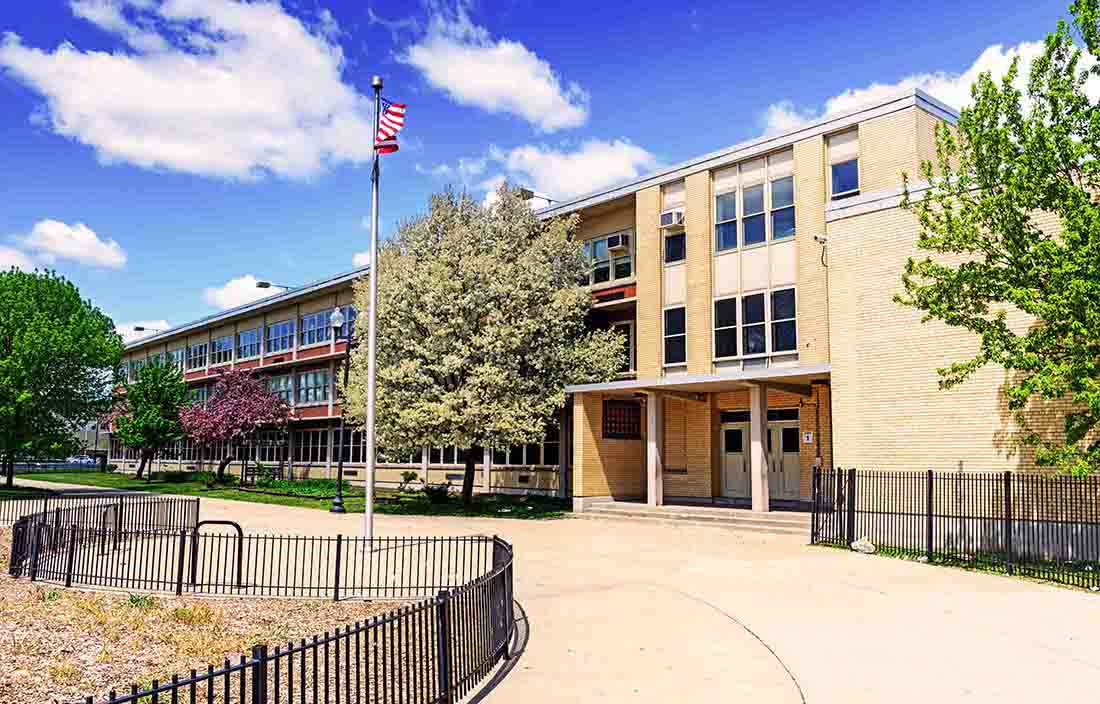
467;600;529;703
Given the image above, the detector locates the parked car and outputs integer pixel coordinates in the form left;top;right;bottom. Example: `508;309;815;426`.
66;455;97;466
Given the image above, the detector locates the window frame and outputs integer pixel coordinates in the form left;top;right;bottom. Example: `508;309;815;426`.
299;310;333;348
710;287;799;361
712;150;796;253
210;335;233;366
295;368;330;405
265;373;294;405
237;328;261;359
186;343;207;370
168;348;185;370
602;400;642;439
266;320;295;354
581;229;634;287
713;184;738;253
828;129;860;200
663;306;687;367
663;230;686;264
713;296;739;361
770;287;798;353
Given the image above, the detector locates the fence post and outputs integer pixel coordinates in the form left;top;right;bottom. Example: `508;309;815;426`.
925;470;934;563
435;590;453;704
333;534;343;602
810;469;820;544
64;526;78;588
29;522;43;582
250;645;268;703
175;528;188;596
846;468;856;548
1003;471;1013;575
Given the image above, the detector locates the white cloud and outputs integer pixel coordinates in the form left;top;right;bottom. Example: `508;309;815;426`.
352;251;371;266
759;40;1091;135
417;155;488;183
202;274;285;310
0;0;375;180
486;139;657;204
0;246;36;271
18;219;126;268
117;319;170;343
400;5;588;132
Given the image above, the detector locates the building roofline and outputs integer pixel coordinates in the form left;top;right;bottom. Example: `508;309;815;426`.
564;363;832;394
124;265;369;351
536;88;958;219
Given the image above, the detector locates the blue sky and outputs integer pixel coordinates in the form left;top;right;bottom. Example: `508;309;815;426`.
0;0;1074;339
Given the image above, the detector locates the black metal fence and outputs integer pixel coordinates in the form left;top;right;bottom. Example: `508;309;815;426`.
1;491;199;531
812;468;1100;589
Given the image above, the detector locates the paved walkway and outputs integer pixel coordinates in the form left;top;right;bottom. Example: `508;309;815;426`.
17;479;1100;703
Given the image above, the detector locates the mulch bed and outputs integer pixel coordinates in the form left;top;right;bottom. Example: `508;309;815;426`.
0;529;401;703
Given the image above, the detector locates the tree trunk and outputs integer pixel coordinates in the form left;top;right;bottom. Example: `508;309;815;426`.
461;446;481;507
136;451;150;479
216;454;234;482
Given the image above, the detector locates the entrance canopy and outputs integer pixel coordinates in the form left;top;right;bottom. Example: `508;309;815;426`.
565;363;831;396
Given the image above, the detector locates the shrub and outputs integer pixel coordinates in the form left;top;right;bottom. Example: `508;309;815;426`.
104;463;118;473
398;470;419;493
253;477;349;497
423;482;452;504
126;593;158;610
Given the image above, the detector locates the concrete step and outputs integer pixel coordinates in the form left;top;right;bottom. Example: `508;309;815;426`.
571;510;808;536
575;503;810;536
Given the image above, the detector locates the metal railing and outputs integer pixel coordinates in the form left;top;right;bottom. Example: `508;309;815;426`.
1;491;199;531
812;468;1100;589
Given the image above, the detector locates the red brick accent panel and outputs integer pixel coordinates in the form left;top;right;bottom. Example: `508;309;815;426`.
236;359;260;370
297;345;331;360
296;406;330;419
184;371;207;381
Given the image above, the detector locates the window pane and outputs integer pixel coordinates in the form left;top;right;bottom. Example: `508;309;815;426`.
743;214;765;246
714;298;737;328
771;176;794;209
593;262;611;283
524;443;541;464
743;184;764;215
724;429;743;453
715;328;737;358
508;445;524;465
665;335;686;364
773;320;797;351
782;427;800;453
831;159;859;196
429;447;441;464
715;192;737;222
592;238;609;260
743;324;766;355
614;256;632;279
664;233;686;263
664;307;686;336
715;221;738;252
772;288;796;320
543;443;560;466
772;207;796;240
742;294;765;324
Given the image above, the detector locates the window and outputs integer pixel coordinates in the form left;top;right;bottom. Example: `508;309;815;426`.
663;307;686;365
781;427;800;453
296;368;330;404
713;166;738;252
611;321;634;373
130;358;145;380
829;129;859;199
769;150;795;240
211;335;233;365
661;181;686;263
266;320;294;353
771;288;797;352
742;294;766;355
191;385;208;405
238;328;261;358
429;446;466;465
602;400;641;439
300;310;333;347
266;373;294;404
581;230;633;286
492;426;560;466
714;298;738;359
292;429;328;464
768;408;799;421
741;158;766;246
168;348;185;370
148;353;164;368
724;428;743;453
664;232;686;263
338;304;357;340
187;343;207;369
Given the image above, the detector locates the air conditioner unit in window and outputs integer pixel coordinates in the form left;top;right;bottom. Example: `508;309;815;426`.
607;233;630;252
660;209;685;229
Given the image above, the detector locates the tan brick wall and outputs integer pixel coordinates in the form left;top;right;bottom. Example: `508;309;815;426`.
572;392;645;498
683;171;713;373
635;187;662;376
915;106;943;173
578;202;635;240
661;396;713;498
859;107;919;193
793;135;830;364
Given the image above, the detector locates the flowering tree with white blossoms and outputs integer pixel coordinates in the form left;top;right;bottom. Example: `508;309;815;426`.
343;186;625;504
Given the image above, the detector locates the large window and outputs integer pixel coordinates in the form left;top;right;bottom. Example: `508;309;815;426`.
742;293;766;355
337;304;357;340
714;297;738;359
742;158;766;246
211;335;233;365
186;343;207;370
661;181;686;264
296;369;330;404
602;400;641;439
292;428;328;464
663;307;686;365
714;167;738;252
300;310;332;347
428;446;470;465
582;231;633;285
771;288;797;352
770;150;796;239
829;129;859;199
266;320;294;353
238;328;261;359
168;348;185;370
712;150;795;250
266;373;294;404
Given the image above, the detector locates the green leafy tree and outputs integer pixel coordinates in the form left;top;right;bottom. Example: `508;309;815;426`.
900;0;1100;474
0;269;122;486
344;186;624;504
111;360;190;479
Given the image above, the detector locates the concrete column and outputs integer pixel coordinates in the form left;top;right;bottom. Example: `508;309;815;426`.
646;391;664;506
750;383;770;512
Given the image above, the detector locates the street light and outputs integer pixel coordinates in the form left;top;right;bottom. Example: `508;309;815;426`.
133;326;161;333
517;187;558;205
329;307;348;514
256;281;294;290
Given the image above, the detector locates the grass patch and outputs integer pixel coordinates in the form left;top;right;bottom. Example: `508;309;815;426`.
17;472;569;518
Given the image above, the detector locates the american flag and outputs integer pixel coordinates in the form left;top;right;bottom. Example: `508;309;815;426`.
375;98;406;154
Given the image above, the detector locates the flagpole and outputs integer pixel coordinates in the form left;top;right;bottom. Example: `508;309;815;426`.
364;74;383;541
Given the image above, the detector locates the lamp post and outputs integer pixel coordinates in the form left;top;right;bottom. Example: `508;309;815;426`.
133;326;162;333
328;307;349;514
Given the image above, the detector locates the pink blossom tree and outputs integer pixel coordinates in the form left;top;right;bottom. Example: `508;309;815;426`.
180;369;291;482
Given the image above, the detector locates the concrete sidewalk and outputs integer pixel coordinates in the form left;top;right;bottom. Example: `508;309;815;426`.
17;478;1100;703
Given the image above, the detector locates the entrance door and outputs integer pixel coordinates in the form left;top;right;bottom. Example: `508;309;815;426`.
720;424;750;498
767;423;801;500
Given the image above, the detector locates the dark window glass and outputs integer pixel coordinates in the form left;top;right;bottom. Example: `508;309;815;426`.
831;159;859;197
614;257;632;279
508;445;524;465
743;325;766;355
715;192;737;222
773;321;797;351
772;207;796;240
715;221;738;251
772;289;796;320
767;408;800;421
525;443;541;464
429;447;442;464
742;294;765;325
720;411;751;423
492;447;507;465
715;329;737;358
664;232;686;263
602;400;641;439
782;427;800;453
714;298;737;328
664;307;686;336
455;447;468;464
543;443;560;466
593;262;611;283
724;429;743;453
743;214;766;246
665;336;686;365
